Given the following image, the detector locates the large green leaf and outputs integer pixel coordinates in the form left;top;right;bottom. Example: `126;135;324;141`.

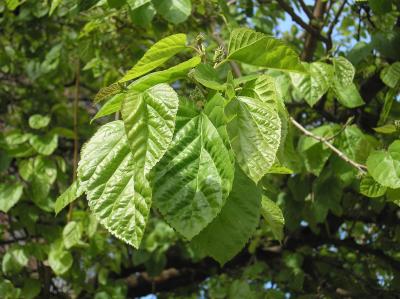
290;62;333;107
332;56;355;87
119;34;187;83
128;56;201;92
191;167;261;265
152;0;192;24
226;96;281;183
121;84;179;176
367;140;400;189
332;82;365;108
152;113;234;240
0;182;23;213
261;195;285;241
77;121;151;248
226;28;305;73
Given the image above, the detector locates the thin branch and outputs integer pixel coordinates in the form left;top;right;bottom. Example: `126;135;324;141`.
326;0;347;51
290;117;367;174
276;0;329;44
298;0;314;20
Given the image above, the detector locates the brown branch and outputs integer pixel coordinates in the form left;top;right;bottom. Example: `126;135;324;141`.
326;0;347;51
290;116;367;174
298;0;314;20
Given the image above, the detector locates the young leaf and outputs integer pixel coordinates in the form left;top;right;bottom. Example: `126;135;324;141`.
28;114;51;129
290;62;333;107
77;121;151;248
359;175;387;198
226;28;305;73
121;84;179;176
128;56;201;92
366;140;400;189
332;56;355;87
191;167;262;265
261;196;285;241
193;64;225;90
152;113;234;240
152;0;192;24
226;96;281;183
119;34;188;83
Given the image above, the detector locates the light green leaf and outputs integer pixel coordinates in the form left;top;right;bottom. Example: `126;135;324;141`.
153;113;234;240
78;121;151;248
5;0;21;10
0;280;21;299
0;182;23;213
92;93;125;122
226;96;281;183
49;0;63;15
2;247;28;274
152;0;192;24
28;114;51;129
261;196;285;241
55;181;82;215
333;82;365;108
128;56;201;92
63;221;83;249
48;240;73;275
374;124;398;134
193;64;225;90
380;62;400;88
360;175;387;198
119;34;187;83
290;62;333;107
332;56;355;87
122;84;179;176
367;140;400;189
94;83;123;104
29;133;58;155
191;167;262;265
226;28;305;73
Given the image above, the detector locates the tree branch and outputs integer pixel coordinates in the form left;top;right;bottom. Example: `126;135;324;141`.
298;0;314;20
326;0;347;51
290;116;367;174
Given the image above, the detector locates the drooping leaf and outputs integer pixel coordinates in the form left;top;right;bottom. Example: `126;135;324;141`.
152;113;234;240
128;56;201;92
121;84;179;176
290;62;333;107
77;121;151;248
152;0;192;24
261;195;285;241
54;181;82;215
380;62;400;88
333;82;365;108
28;114;51;129
226;28;305;73
92;93;125;122
119;34;187;83
193;63;225;90
360;175;387;198
94;83;123;104
0;182;23;213
226;96;281;183
366;140;400;189
332;56;355;87
191;167;261;265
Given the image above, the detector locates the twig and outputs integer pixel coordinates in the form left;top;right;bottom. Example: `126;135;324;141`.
325;116;354;141
326;0;347;51
68;60;80;221
290;117;367;174
298;0;314;20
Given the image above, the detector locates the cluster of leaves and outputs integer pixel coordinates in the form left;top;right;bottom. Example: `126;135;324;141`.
1;0;400;298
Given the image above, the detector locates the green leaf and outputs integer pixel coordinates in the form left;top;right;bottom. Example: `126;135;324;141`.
290;62;333;107
152;113;234;240
261;196;285;241
128;56;201;92
78;121;151;248
152;0;192;24
380;62;400;88
0;182;23;213
193;63;225;90
94;83;123;104
119;34;187;83
122;84;179;175
63;221;83;249
2;247;28;274
55;181;82;215
29;133;58;155
5;0;21;10
332;56;355;87
28;114;51;129
21;279;41;299
367;140;400;189
226;28;305;73
226;96;281;183
191;167;261;265
360;175;387;198
48;240;73;275
0;280;21;299
49;0;63;15
92;93;125;122
374;124;398;134
333;82;365;108
128;2;156;27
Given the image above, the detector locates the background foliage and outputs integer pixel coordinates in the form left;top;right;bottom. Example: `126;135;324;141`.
1;0;400;298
